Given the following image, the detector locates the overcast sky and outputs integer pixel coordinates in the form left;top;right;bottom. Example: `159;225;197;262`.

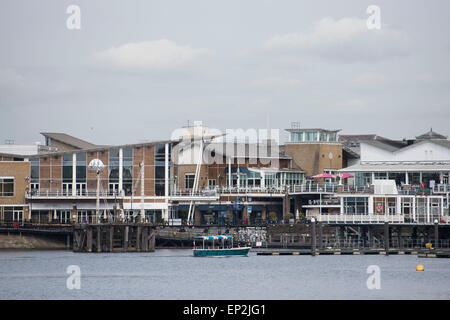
1;0;449;146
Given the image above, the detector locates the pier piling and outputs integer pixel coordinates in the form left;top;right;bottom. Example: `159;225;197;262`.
384;222;389;255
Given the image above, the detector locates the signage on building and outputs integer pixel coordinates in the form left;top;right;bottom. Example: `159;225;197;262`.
248;206;252;213
376;203;382;213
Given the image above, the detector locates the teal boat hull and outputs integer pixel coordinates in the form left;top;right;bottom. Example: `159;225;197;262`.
193;247;251;257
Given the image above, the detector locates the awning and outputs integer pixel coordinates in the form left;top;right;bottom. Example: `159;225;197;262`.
30;203;74;210
225;167;250;174
122;202;168;210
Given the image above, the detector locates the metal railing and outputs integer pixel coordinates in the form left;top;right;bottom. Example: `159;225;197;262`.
433;184;450;194
26;190;122;198
308;213;450;225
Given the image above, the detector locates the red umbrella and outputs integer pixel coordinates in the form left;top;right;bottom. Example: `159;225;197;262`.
340;173;354;179
312;173;337;178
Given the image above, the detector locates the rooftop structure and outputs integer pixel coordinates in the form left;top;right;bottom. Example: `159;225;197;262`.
41;132;100;152
416;128;448;141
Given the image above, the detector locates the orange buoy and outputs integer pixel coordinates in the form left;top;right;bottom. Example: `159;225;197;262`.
416;265;424;272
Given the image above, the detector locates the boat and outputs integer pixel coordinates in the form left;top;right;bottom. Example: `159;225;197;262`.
193;235;251;257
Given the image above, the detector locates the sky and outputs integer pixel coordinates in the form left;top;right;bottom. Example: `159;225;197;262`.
0;0;449;146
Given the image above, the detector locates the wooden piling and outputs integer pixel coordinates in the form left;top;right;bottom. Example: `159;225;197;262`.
97;226;101;253
109;226;114;252
434;222;439;249
384;222;389;256
87;227;93;253
136;226;142;252
318;222;323;249
150;229;155;252
66;234;71;250
311;219;316;256
124;226;129;250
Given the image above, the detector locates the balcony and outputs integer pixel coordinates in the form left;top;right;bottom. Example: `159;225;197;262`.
432;184;450;194
26;189;123;199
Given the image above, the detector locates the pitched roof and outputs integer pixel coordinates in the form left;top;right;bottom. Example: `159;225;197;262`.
338;134;377;142
416;128;447;140
41;133;98;150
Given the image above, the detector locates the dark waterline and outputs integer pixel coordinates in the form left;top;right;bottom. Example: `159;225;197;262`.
0;249;449;300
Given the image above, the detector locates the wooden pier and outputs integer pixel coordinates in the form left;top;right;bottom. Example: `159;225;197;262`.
255;248;450;258
72;224;155;253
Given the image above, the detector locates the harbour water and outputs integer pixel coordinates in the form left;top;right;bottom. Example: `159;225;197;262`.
0;249;449;300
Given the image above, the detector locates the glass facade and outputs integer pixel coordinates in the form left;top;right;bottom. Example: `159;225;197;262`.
408;172;421;185
122;147;133;196
354;172;371;187
290;130;337;142
305;132;317;142
30;158;40;192
109;148;120;187
154;144;170;196
344;197;369;215
62;153;73;195
76;152;86;183
422;172;440;188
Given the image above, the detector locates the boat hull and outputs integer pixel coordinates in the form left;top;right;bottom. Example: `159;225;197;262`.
193;247;251;257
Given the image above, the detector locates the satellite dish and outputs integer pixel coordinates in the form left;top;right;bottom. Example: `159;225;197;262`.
88;159;105;171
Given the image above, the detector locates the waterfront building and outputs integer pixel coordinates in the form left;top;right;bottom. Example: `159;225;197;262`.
0;157;30;223
304;129;450;224
1;125;449;226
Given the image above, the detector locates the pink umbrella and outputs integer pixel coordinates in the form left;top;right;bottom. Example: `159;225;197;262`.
312;173;337;179
340;173;354;179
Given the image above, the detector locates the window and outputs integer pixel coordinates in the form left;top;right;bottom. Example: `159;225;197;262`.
185;174;195;189
109;183;119;195
374;172;388;180
63;153;73;195
319;132;327;141
30;183;40;193
0;178;14;197
388;199;396;215
305;132;317;142
109;148;120;183
122;147;133;196
290;132;303;142
408;172;420;185
208;179;216;187
328;132;337;142
155;144;170;196
76;152;86;183
344;197;369;215
30;158;40;184
355;172;371;187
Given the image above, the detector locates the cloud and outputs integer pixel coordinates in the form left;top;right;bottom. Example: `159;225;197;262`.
93;39;211;70
0;68;24;88
333;99;369;112
352;73;389;86
249;76;303;88
264;17;409;63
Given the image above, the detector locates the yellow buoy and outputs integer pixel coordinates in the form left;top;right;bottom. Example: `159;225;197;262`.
416;265;424;272
425;243;432;249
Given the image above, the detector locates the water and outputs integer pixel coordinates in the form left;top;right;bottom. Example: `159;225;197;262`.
0;249;449;300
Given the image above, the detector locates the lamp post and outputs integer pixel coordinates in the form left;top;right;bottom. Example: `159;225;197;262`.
88;159;105;224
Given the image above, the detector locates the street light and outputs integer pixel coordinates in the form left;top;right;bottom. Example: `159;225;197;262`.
88;159;105;223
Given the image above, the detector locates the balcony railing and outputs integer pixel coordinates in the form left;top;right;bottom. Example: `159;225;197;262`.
26;190;122;198
433;184;450;194
307;213;450;224
172;183;342;196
